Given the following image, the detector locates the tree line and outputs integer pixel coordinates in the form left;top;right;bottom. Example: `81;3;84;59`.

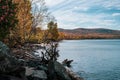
0;0;59;47
58;32;120;40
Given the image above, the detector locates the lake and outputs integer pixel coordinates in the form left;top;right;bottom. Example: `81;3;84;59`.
58;39;120;80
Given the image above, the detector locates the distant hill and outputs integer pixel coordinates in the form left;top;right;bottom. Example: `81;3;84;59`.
58;28;120;39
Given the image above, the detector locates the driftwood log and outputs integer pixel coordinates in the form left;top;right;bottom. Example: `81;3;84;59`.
62;59;73;67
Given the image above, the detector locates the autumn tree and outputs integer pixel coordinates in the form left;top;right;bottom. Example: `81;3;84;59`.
30;0;55;42
58;32;66;40
10;0;32;44
9;0;57;44
0;0;17;41
29;27;44;43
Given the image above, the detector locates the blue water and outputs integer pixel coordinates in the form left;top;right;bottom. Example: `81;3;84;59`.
58;39;120;80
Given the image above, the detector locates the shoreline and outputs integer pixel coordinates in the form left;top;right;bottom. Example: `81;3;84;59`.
60;38;120;41
0;41;83;80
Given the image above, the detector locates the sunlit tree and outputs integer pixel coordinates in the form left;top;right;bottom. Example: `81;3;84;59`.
11;0;32;44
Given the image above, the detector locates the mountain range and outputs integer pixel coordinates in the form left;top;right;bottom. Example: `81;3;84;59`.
58;28;120;39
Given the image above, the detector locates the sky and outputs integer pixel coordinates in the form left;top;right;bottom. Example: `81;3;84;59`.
45;0;120;30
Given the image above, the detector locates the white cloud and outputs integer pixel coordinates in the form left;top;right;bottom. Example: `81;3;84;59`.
56;11;117;29
102;0;120;10
44;0;120;29
112;13;120;16
45;0;65;7
74;6;89;11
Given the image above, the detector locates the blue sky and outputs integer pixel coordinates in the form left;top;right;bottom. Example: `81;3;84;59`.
45;0;120;30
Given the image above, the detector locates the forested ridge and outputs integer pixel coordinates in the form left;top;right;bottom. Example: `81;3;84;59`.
58;28;120;40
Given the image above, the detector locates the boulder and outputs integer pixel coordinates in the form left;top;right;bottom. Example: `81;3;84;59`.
32;70;47;80
0;41;10;56
48;61;56;80
25;67;35;76
0;41;15;73
26;60;41;67
0;41;27;80
37;65;48;71
9;67;27;80
25;67;47;80
66;67;84;80
54;61;71;80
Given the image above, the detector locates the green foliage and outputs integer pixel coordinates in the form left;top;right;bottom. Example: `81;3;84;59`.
47;21;59;41
0;0;17;41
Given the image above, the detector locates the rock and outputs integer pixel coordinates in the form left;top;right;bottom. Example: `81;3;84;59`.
0;41;10;56
54;61;71;80
8;66;27;80
48;61;71;80
0;41;23;72
26;60;41;67
37;65;48;71
25;67;35;76
32;70;47;80
0;41;16;73
25;67;47;80
66;67;84;80
0;41;27;80
48;61;56;80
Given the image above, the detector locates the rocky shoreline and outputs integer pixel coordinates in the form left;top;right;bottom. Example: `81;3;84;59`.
0;41;83;80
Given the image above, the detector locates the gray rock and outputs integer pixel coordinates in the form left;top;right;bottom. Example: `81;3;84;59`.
66;67;84;80
0;41;13;73
0;41;27;80
37;65;48;71
32;70;47;79
25;67;47;80
26;60;41;67
54;61;71;80
25;67;35;76
48;61;56;80
0;41;10;56
0;41;21;64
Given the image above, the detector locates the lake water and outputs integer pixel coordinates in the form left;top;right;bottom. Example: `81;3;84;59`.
58;39;120;80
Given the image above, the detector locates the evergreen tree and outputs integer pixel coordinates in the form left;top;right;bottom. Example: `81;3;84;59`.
0;0;17;41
